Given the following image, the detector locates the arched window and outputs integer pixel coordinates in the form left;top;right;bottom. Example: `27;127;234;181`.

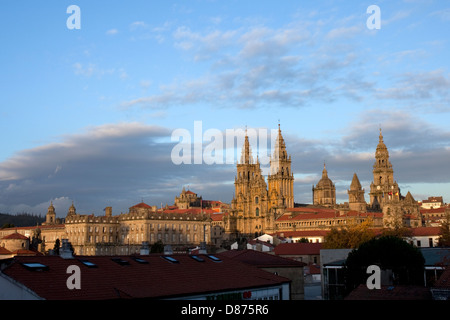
255;196;259;204
255;208;260;216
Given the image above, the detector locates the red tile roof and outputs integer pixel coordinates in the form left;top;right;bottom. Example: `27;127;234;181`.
274;243;323;256
433;268;450;289
11;249;41;256
277;208;382;221
2;254;290;300
0;247;12;255
218;249;306;268
345;284;432;300
411;227;442;236
158;208;216;215
421;207;447;213
1;224;65;231
1;232;29;240
130;202;152;209
210;213;224;221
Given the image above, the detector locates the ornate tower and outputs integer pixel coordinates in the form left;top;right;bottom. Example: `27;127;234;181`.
232;132;270;236
369;129;400;210
268;124;294;210
67;201;76;216
347;173;366;212
45;201;56;225
312;163;336;207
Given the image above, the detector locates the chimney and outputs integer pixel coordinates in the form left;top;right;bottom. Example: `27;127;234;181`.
199;241;207;254
163;245;173;255
140;241;150;255
105;206;112;217
60;239;74;259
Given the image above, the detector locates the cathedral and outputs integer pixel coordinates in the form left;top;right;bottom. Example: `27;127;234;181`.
1;125;435;256
229;125;294;237
228;126;425;237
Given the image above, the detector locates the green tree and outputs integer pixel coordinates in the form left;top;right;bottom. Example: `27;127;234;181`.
380;226;413;241
323;217;375;249
344;236;425;295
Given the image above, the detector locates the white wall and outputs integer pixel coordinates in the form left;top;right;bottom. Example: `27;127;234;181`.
0;273;42;300
411;235;440;248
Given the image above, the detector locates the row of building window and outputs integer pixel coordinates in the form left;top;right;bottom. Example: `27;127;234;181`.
67;223;207;235
70;232;207;245
276;219;353;229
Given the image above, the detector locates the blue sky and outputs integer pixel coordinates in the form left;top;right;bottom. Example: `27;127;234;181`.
0;0;449;216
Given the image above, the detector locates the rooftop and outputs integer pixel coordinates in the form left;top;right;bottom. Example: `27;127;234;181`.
345;284;432;300
274;243;323;256
1;253;290;300
218;249;306;268
1;232;29;240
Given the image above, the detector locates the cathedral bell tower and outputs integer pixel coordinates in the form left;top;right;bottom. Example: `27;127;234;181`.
268;124;294;210
369;129;400;210
232;130;270;237
45;201;56;225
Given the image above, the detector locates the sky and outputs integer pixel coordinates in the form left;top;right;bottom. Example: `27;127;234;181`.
0;0;449;217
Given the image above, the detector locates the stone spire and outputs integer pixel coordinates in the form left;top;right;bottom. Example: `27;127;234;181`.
348;173;366;212
370;128;401;210
240;131;253;164
350;172;362;190
268;124;294;209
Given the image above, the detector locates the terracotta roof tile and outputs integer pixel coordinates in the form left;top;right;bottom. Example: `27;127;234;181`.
2;254;290;300
411;227;441;236
0;247;12;255
1;232;29;240
130;202;152;209
218;249;306;268
274;243;323;256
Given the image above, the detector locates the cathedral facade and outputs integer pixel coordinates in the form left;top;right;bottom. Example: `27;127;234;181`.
229;125;294;238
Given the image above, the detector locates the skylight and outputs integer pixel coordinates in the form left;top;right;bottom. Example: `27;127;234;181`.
207;255;222;262
190;255;205;262
79;259;98;268
111;258;130;266
22;263;49;271
132;257;149;264
162;255;179;264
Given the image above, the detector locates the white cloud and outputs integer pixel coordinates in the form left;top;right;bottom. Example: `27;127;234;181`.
130;21;148;30
325;26;361;40
106;28;118;35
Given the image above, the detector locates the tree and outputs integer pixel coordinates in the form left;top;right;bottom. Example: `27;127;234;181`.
323;217;375;249
30;228;42;251
438;212;450;247
150;240;164;253
53;238;60;255
344;236;425;295
380;226;413;240
1;223;15;229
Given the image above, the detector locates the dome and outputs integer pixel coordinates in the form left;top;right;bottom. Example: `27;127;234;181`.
316;164;334;188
